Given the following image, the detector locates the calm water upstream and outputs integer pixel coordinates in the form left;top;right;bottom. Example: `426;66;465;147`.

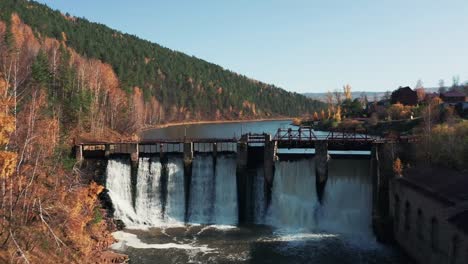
140;120;296;140
106;121;411;263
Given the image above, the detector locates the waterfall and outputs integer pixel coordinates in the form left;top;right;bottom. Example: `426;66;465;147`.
187;154;239;225
267;159;319;229
213;155;238;225
134;157;164;226
267;158;373;236
106;154;239;227
106;156;186;227
165;157;185;223
188;155;215;224
253;167;266;224
106;158;138;224
319;159;373;237
105;154;372;235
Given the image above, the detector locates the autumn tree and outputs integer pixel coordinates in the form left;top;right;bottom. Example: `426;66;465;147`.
320;109;326;120
313;111;319;121
393;158;402;177
387;102;413;120
343;84;352;100
421;96;443;133
334;106;342;122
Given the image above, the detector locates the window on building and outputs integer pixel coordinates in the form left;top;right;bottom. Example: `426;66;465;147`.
431;218;438;251
417;209;424;240
404;201;411;232
450;236;460;264
394;195;400;231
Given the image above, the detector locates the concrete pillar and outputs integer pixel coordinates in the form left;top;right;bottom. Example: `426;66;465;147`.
236;134;249;223
159;143;165;160
315;140;329;204
105;144;110;158
183;142;193;222
371;142;395;243
130;143;139;166
263;134;277;184
212;142;218;158
75;145;83;162
183;142;193;164
236;135;248;169
160;156;169;217
263;134;277;208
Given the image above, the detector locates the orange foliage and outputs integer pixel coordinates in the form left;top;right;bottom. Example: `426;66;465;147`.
0;21;5;40
0;15;119;264
0;80;17;178
393;158;403;177
132;87;145;129
313;111;319;121
11;13;40;52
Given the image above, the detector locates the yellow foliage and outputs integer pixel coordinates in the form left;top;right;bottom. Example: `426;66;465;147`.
334;106;342;122
0;151;17;179
0;113;15;146
387;103;413;120
343;84;352;100
292;118;302;126
393;158;403;176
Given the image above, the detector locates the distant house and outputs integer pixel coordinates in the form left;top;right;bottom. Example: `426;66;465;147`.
391;87;418;106
441;90;467;104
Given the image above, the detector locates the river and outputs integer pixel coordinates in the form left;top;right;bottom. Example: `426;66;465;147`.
106;120;411;263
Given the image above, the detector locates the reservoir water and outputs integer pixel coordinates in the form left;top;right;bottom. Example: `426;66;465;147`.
107;120;411;263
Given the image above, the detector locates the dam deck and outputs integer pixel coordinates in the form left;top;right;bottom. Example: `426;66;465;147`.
75;127;417;159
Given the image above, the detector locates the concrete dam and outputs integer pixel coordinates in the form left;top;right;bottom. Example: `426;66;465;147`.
77;128;400;240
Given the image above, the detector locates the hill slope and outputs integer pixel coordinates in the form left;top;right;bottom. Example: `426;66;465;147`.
0;0;324;128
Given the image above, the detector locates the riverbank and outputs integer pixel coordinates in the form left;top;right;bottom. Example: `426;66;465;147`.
139;117;294;132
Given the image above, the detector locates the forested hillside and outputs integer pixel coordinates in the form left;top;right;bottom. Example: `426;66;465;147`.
0;0;324;133
0;2;323;262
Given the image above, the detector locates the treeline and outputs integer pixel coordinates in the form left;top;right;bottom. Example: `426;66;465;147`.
0;0;324;127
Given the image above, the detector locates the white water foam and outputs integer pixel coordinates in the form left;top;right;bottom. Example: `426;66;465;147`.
111;231;214;252
106;159;138;224
134;157;164;226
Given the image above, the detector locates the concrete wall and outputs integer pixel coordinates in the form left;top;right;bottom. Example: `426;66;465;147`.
390;179;468;264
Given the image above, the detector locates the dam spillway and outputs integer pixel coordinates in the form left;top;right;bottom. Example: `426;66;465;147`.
105;153;373;239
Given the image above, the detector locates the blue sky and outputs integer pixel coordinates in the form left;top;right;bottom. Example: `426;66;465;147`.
37;0;468;93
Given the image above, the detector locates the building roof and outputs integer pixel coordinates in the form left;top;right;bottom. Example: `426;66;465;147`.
400;165;468;204
442;90;466;98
